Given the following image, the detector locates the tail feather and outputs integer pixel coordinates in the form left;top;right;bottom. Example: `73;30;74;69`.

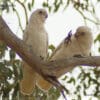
20;62;36;95
36;74;52;91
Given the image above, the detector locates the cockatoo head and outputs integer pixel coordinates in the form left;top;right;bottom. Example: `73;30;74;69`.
74;26;93;49
30;9;48;23
74;26;92;39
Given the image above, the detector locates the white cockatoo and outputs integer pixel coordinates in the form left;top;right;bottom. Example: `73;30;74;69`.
49;26;93;76
20;9;51;95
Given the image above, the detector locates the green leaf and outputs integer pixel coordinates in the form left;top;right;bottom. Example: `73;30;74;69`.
28;3;31;11
77;94;81;100
13;60;23;80
32;0;34;6
62;75;68;80
94;34;100;43
42;2;48;7
63;0;71;10
67;77;76;84
49;44;55;52
9;49;16;60
48;87;60;100
98;47;100;52
0;41;7;58
76;85;81;91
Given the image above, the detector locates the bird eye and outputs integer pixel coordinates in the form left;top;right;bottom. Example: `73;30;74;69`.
81;32;85;35
39;11;43;14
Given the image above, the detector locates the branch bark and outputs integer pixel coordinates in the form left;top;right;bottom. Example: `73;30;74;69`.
0;16;48;76
46;56;100;77
0;16;100;85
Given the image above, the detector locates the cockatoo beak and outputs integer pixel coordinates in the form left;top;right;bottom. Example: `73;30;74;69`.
74;33;79;38
45;14;48;19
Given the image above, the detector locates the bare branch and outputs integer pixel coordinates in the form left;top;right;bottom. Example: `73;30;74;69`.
0;16;62;89
0;16;100;87
0;16;47;76
75;8;100;25
46;56;100;77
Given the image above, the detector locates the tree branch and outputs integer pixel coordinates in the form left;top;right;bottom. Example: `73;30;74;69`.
0;16;100;86
0;16;48;76
46;56;100;77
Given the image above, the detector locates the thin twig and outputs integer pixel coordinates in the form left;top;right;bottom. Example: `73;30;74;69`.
16;0;28;25
75;8;100;25
13;8;24;32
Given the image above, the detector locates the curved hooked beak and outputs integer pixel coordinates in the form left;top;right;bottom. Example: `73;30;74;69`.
74;33;79;38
